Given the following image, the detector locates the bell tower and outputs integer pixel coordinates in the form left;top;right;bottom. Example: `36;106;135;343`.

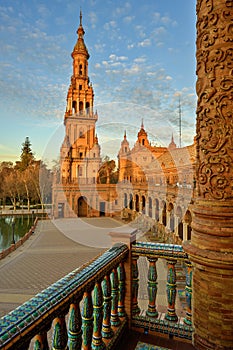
60;11;101;185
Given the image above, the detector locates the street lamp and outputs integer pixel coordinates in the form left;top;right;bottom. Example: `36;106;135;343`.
11;217;15;245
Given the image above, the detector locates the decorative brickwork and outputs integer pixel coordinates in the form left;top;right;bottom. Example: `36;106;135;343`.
184;1;233;349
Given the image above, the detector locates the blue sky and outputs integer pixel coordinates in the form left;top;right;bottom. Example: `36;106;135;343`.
0;0;196;165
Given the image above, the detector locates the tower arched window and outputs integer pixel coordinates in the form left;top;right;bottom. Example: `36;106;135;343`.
86;102;90;114
79;64;83;75
79;101;83;113
72;101;77;114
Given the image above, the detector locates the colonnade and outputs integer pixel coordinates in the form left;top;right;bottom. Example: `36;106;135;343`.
122;190;192;242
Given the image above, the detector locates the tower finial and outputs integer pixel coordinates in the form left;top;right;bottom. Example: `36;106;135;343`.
141;118;144;129
124;130;127;139
80;9;82;26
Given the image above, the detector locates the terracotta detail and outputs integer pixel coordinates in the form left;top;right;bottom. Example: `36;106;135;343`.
184;1;233;349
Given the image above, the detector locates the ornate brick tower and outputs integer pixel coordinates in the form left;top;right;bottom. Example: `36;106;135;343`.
53;12;102;218
60;11;101;186
184;1;233;349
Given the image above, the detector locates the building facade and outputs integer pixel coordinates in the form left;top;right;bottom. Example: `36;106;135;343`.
52;13;195;244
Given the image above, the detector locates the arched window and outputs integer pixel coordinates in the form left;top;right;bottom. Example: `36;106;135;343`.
129;194;133;209
79;101;83;112
72;101;77;113
86;102;90;114
79;64;83;75
162;202;166;226
142;195;146;213
124;193;127;208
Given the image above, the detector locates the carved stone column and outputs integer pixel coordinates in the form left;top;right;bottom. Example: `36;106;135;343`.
183;1;233;349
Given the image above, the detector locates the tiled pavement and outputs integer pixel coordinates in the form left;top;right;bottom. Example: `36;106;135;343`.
0;219;107;317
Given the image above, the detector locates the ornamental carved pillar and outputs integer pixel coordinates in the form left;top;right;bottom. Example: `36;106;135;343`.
183;1;233;349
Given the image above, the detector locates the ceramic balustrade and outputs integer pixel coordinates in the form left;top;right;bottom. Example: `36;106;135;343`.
0;240;193;348
131;242;193;340
0;243;128;349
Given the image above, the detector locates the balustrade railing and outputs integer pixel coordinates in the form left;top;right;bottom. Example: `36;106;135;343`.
0;238;193;349
131;242;193;340
0;243;129;349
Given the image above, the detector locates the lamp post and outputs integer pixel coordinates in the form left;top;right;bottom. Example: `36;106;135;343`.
11;218;15;245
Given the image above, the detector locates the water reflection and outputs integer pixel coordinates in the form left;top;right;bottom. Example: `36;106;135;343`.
0;215;35;251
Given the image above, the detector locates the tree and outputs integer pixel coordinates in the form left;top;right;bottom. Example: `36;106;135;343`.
16;137;35;171
0;162;14;207
98;156;118;184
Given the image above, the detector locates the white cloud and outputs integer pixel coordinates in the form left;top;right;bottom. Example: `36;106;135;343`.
123;15;134;24
134;57;147;64
138;38;151;47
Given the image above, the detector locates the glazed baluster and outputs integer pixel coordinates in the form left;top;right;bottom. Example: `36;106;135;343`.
117;262;126;317
184;260;192;325
102;274;113;338
33;331;49;350
68;302;82;349
146;258;158;318
92;281;106;349
82;291;93;350
132;255;140;315
165;259;178;322
52;316;68;350
110;268;120;326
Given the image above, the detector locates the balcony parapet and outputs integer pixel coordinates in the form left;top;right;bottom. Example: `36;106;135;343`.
0;240;193;349
131;242;193;340
0;243;129;349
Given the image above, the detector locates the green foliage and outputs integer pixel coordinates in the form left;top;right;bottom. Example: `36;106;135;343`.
98;156;118;184
0;138;53;209
17;137;35;171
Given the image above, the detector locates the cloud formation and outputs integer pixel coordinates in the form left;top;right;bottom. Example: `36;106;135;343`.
0;0;196;162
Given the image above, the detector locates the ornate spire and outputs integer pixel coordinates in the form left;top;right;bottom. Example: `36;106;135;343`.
72;10;89;59
168;133;177;150
141;119;144;130
124;130;127;139
80;9;82;26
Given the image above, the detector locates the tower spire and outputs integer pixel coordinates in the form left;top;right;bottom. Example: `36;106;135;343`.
80;9;82;26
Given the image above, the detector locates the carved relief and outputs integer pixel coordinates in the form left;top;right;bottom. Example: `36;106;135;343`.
196;0;233;199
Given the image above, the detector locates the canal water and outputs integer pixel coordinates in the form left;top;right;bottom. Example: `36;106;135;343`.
0;215;36;251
